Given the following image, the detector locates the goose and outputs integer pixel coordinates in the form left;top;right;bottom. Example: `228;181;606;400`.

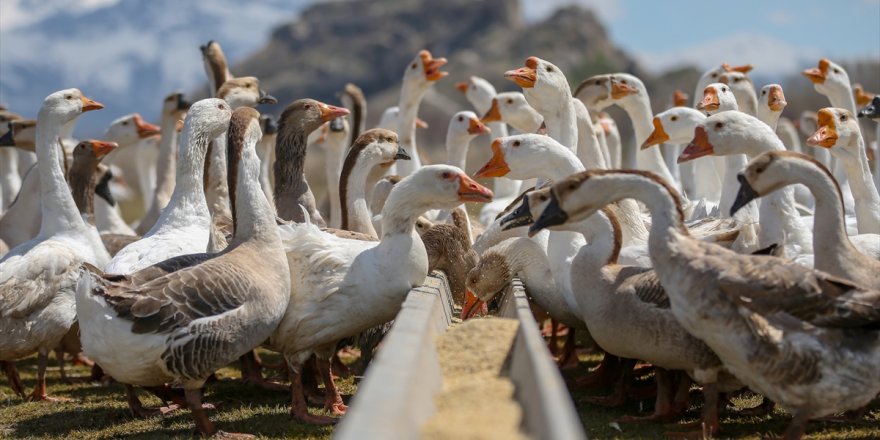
395;50;448;177
136;92;190;235
0;89;108;401
574;73;676;185
274;99;349;224
200;40;233;98
678;110;813;256
505;57;578;151
513;192;741;430
318;117;350;229
692;63;753;110
339;83;367;146
481;91;543;134
68;141;118;227
77;107;290;437
103;99;232;275
339;128;412;237
423;221;479;305
270;164;492;424
436;110;490;230
531;168;880;440
256;114;277;211
731;151;880;287
806;107;880;235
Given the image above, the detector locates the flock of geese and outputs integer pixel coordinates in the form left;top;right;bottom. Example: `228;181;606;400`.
1;37;879;439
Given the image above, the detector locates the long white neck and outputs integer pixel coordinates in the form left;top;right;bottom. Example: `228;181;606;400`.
147;120;211;235
343;155;380;237
757;108;782;131
36;114;84;235
395;86;428;176
139;112;180;233
819;86;857;191
255;134;276;212
622;97;676;184
323;140;347;229
534;93;578;150
566;211;618;271
445;132;472;170
837;134;880;234
574;100;606;169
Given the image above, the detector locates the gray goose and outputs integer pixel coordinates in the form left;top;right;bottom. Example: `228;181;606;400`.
76;107;291;437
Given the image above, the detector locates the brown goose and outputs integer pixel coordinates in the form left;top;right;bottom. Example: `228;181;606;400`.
77;107;290;437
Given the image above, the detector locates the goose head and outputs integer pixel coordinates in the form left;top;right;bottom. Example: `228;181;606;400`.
181;98;233;144
448;111;490;141
499;186;556;231
0;119;37;150
641;107;706;150
718;70;755;102
455;75;497;112
806;107;861;161
758;84;787;114
802;58;851;98
72;139;118;168
673;90;689;107
391;165;493;215
575;73;641;112
696;63;753;92
350;128;409;169
463;250;510;318
39;88;103;124
217;77;276;109
326;116;350;143
730;151;825;216
853;84;875;108
481;92;542;133
260;114;278;136
680;111;779;162
200;40;232;93
162;92;191;119
859;96;880;119
697;83;737;115
104;113;160;146
402;49;448;92
505;57;570;113
474;133;568;180
279;99;349;137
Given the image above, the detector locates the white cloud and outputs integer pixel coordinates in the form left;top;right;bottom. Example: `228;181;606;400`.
634;32;823;76
767;10;793;25
0;0;121;31
520;0;623;24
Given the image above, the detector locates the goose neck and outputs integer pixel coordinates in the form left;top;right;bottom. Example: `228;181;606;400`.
35;116;84;234
792;162;858;266
340;154;378;236
396;87;428;175
151;121;211;232
838;136;880;233
445;133;472;170
152;113;180;207
273;127;310;219
69;163;97;225
228;146;278;247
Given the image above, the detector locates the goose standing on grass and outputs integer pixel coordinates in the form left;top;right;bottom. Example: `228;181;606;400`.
77;107;290;438
395;50;448;177
732;151;880;287
531;169;880;440
0;89;108;401
806;107;880;235
104;99;232;274
274;99;349;224
136;93;190;235
270;164;492;424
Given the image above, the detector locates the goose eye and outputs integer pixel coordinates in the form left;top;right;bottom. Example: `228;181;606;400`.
546;66;553;72
513;140;521;147
671;116;678;122
722;87;728;92
539;194;547;201
840;115;847;122
734;77;741;82
833;68;840;74
711;73;718;78
458;116;463;122
218;104;226;110
441;171;451;179
411;63;417;69
65;95;72;100
715;122;723;130
569;183;577;190
756;166;765;173
304;104;311;110
122;121;129;125
620;80;627;84
761;90;766;95
595;80;601;85
506;98;513;104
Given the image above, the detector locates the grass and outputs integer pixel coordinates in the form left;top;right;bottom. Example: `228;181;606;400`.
564;351;880;439
0;349;354;439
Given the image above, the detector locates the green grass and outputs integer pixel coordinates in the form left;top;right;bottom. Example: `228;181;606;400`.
0;350;354;439
564;351;880;439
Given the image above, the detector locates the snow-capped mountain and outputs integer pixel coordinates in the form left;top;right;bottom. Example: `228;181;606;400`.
0;0;314;136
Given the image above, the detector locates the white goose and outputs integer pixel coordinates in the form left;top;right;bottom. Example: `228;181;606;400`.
806;107;880;235
77;107;290;437
532;168;880;440
102;113;161;220
732;151;880;287
270;164;492;424
104;99;232;274
0;89;108;401
394;50;448;177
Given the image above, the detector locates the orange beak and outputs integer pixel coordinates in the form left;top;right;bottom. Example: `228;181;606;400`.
455;81;469;93
467;117;490;135
419;50;448;82
673;90;689;107
599;119;613;136
415;118;429;129
611;80;637;99
88;140;118;158
458;173;494;203
319;103;351;122
641;117;670;149
80;95;104;112
806;109;838;148
679;126;714;163
505;57;538;88
721;63;753;74
175;119;185;133
767;86;786;112
461;290;488;320
854;85;875;107
481;98;502;123
474;139;511;178
802;58;829;84
133;114;160;138
698;87;720;112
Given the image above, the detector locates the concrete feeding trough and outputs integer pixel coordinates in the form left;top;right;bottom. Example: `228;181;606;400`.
335;273;586;440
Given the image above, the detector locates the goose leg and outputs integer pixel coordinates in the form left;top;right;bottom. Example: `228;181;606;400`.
126;385;187;418
782;411;810;440
2;361;26;398
317;357;347;416
556;328;579;370
671;372;692;414
581;358;636;407
617;368;678;424
55;348;71;384
27;350;69;402
570;352;619;390
239;351;287;392
665;381;720;439
289;364;337;425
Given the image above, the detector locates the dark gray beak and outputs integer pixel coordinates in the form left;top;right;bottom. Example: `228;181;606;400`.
0;125;13;147
329;117;345;132
261;115;278;135
200;40;214;56
730;173;760;217
394;147;411;161
499;196;533;230
529;192;567;237
857;97;880;119
258;89;277;105
177;94;192;111
95;169;116;206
